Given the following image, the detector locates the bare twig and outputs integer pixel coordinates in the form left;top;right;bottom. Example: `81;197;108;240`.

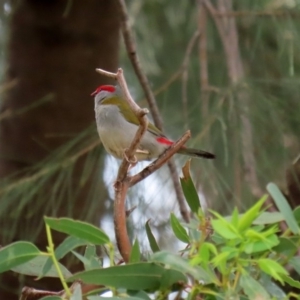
195;0;211;208
181;31;200;127
117;0;163;129
114;180;131;261
198;0;210;99
117;0;190;222
130;131;191;186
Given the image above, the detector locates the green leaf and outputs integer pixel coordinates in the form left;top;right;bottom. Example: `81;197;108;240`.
145;220;160;253
273;237;298;257
40;236;87;279
293;206;300;224
267;183;300;234
281;274;300;288
231;207;239;227
170;213;189;243
151;251;215;283
44;217;110;244
260;274;287;298
180;160;201;213
211;218;240;240
258;258;288;284
244;234;279;254
197;243;210;265
40;297;62;300
56;236;89;259
0;241;41;273
212;252;231;274
254;212;284;224
238;195;267;231
240;274;270;299
130;238;141;263
11;255;72;278
289;257;300;276
84;245;102;270
72;251;91;266
70;283;82;300
68;262;186;290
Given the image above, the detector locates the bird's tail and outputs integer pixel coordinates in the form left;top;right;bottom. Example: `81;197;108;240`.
178;147;215;159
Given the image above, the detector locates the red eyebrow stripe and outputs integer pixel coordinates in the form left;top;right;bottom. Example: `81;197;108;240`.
156;137;173;145
91;85;115;96
99;85;115;92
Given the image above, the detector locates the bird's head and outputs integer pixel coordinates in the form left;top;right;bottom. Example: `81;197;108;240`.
91;85;122;105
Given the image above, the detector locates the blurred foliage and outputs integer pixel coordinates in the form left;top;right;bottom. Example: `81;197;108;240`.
1;178;300;299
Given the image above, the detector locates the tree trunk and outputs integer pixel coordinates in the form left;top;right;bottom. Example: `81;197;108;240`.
0;0;120;298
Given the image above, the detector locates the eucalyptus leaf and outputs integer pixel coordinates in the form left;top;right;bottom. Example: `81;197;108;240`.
151;251;215;283
170;213;189;243
0;241;41;273
44;217;110;244
40;236;87;279
267;183;300;234
68;262;186;290
129;238;141;263
145;220;160;253
180;160;201;213
240;274;270;299
12;255;72;278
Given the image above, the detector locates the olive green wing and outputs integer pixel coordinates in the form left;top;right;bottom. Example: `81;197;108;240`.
102;96;165;137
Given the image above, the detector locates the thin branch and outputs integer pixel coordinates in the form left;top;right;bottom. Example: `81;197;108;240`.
117;0;163;129
130;131;191;186
117;0;190;222
114;180;131;262
181;31;200;128
196;0;211;208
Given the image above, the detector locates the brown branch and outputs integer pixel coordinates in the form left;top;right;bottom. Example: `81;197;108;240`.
130;131;191;186
117;0;190;223
114;180;131;261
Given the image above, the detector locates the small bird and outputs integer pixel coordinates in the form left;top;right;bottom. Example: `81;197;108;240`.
92;85;215;162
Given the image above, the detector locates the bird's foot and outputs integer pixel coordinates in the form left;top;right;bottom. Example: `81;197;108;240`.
123;149;138;170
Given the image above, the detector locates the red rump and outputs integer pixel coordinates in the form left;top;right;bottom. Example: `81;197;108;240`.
156;137;173;146
91;85;115;96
